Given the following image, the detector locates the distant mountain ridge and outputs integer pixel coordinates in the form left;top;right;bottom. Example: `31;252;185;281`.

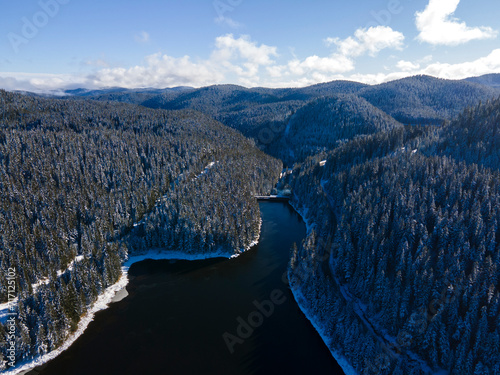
358;75;499;124
465;73;500;89
73;74;498;127
280;94;403;162
26;74;500;164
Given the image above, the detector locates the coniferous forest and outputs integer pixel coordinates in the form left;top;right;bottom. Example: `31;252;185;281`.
1;74;499;374
285;98;500;374
0;89;280;366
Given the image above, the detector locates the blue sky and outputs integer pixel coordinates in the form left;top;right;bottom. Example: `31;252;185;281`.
1;0;499;92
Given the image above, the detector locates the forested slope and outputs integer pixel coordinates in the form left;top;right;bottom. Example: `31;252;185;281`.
285;102;500;374
63;76;498;165
127;144;281;255
65;76;498;134
131;76;498;163
0;90;280;368
280;94;402;162
425;98;500;171
465;74;500;90
358;75;498;125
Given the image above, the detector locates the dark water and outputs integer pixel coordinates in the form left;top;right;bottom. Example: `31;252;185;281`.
31;202;344;375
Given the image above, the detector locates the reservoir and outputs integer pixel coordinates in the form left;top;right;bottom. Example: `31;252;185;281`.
30;202;344;375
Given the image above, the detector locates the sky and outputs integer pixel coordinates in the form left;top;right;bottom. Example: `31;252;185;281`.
1;0;499;92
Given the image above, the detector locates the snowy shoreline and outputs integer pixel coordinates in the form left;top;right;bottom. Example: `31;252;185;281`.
287;197;358;375
5;218;262;375
289;283;358;375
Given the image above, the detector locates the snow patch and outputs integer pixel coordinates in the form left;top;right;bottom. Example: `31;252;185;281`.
31;278;50;290
57;255;85;277
194;161;217;180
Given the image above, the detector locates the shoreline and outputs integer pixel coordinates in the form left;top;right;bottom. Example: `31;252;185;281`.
289;282;357;375
5;218;262;375
287;196;357;375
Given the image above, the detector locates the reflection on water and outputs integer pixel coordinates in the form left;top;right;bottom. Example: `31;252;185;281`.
32;202;344;375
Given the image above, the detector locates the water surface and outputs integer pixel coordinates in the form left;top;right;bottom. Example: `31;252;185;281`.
31;202;344;375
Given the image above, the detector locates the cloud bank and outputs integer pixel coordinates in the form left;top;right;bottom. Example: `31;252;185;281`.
1;32;500;93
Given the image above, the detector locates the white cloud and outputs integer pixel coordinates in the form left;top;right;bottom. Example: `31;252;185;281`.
395;55;433;72
333;26;405;57
88;53;222;88
285;55;354;76
396;60;420;72
346;71;412;85
212;34;277;66
327;26;405;58
266;65;286;78
358;49;500;84
356;27;405;56
416;0;497;45
3;33;500;92
420;48;500;79
134;31;150;44
0;30;406;92
209;34;278;83
273;26;404;81
82;35;278;89
0;72;87;93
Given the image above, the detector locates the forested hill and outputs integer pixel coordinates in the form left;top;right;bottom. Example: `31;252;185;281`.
142;84;279;115
60;76;498;166
284;100;500;374
138;76;498;129
0;90;281;368
139;80;368;113
63;75;497;133
278;94;403;163
358;75;498;125
465;73;500;89
426;97;500;171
